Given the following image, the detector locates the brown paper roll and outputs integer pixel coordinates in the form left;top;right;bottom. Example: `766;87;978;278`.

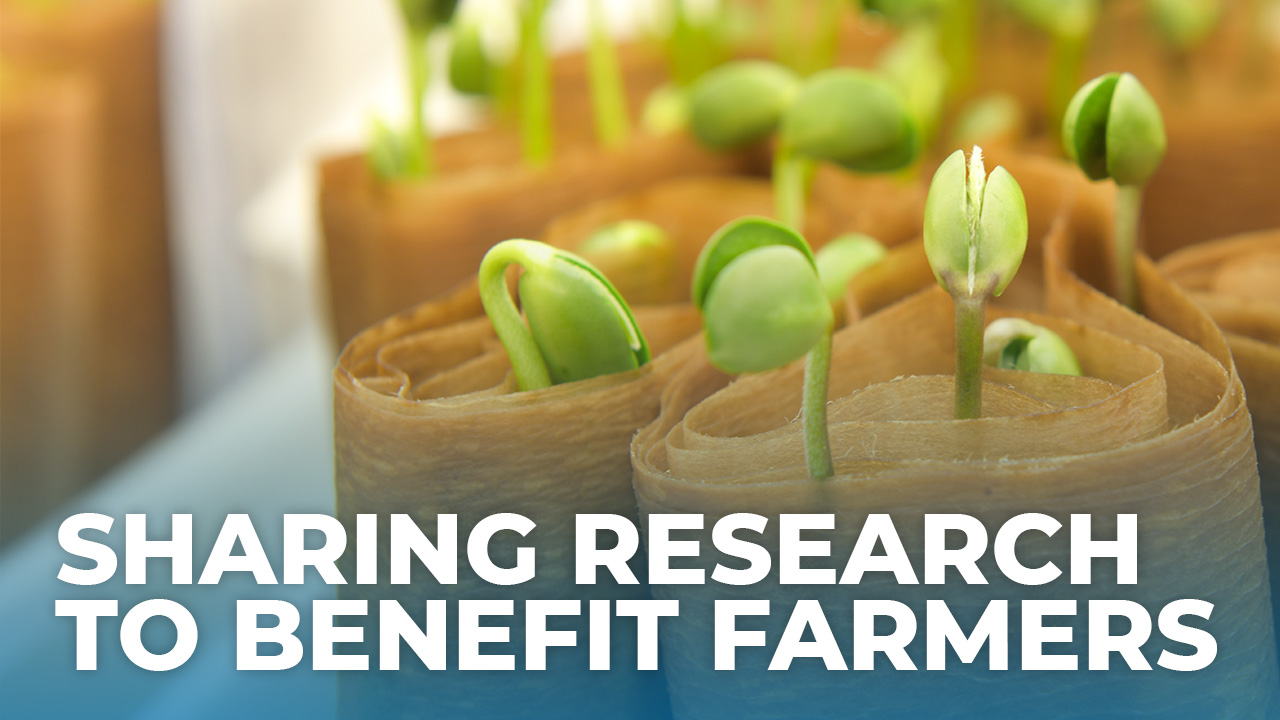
333;297;705;719
320;132;761;345
1159;230;1280;639
0;0;174;542
631;166;1278;719
0;62;99;544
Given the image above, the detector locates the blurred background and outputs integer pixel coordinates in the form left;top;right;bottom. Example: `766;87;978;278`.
1;0;661;546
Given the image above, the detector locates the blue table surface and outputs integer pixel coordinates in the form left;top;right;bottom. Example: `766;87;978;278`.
0;325;339;719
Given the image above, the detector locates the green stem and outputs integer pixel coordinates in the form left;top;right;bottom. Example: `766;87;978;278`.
954;294;986;420
1047;31;1087;146
940;0;976;98
803;329;835;479
1114;183;1144;312
587;0;631;147
807;0;845;74
478;241;554;391
520;0;553;167
774;143;810;232
405;26;434;177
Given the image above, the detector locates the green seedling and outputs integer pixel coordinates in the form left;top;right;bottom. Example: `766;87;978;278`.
578;220;677;303
1002;0;1098;137
688;61;802;150
586;0;631;147
949;93;1025;149
879;25;950;152
665;0;732;87
641;84;691;136
983;318;1082;375
862;0;975;96
449;13;495;96
690;62;918;232
367;0;460;179
693;217;835;478
1148;0;1222;53
1062;72;1166;310
814;234;889;304
924;146;1029;419
479;240;649;391
519;0;554;166
778;68;919;228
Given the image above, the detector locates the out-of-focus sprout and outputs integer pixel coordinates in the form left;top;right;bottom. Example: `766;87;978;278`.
367;0;460;179
1148;0;1222;53
949;94;1026;150
587;0;631;147
879;25;950;152
778;68;918;228
519;0;553;166
641;84;691;136
1062;72;1166;310
664;0;732;87
688;61;801;149
690;63;917;232
449;14;494;96
924;146;1029;419
814;234;889;304
781;69;919;173
863;0;974;95
578;220;677;304
1002;0;1099;137
479;240;650;391
983;318;1082;375
693;217;836;478
802;0;854;74
862;0;949;25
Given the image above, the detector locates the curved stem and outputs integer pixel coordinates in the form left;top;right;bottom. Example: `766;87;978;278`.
587;0;631;148
478;241;553;391
520;0;553;166
774;142;810;232
405;26;434;177
954;294;986;419
803;329;834;479
1114;183;1144;312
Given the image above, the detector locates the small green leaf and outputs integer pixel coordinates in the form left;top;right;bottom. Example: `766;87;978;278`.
1062;72;1119;181
780;68;919;173
1148;0;1222;50
519;255;649;384
703;246;833;374
641;84;691;136
579;220;672;256
924;147;1028;299
814;234;888;303
1062;72;1166;186
983;318;1083;375
688;61;801;150
691;216;815;310
479;240;649;390
449;17;493;95
1106;74;1167;186
1003;0;1098;39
